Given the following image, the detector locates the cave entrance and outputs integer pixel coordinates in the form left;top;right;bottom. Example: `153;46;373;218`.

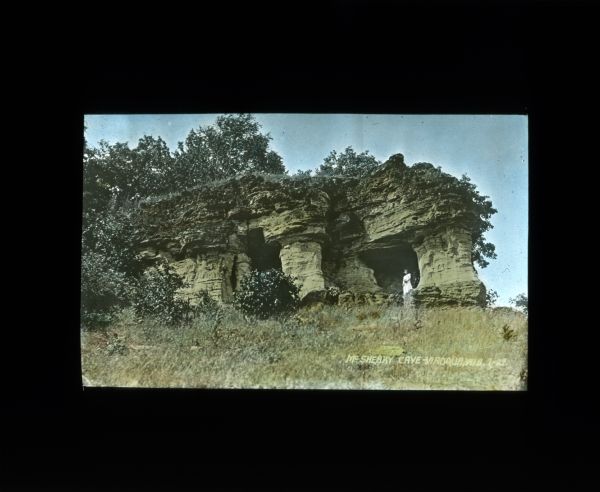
360;243;420;292
247;228;282;271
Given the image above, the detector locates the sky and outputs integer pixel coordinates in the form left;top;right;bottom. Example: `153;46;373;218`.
85;114;528;307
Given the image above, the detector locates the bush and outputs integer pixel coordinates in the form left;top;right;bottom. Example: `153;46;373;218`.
190;290;224;334
233;269;301;318
131;263;193;324
80;207;141;329
316;146;381;178
509;293;528;314
81;251;131;329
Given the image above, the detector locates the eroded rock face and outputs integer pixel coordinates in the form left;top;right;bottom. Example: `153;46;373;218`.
279;241;325;299
133;154;488;307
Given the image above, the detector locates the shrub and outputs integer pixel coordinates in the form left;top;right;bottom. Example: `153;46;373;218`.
81;251;130;329
509;293;528;314
324;286;341;304
131;263;193;325
316;146;381;178
80;207;141;329
233;269;301;318
190;290;225;335
501;324;516;341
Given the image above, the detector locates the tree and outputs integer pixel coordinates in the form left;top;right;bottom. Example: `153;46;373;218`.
130;135;176;197
83;140;118;213
83;136;175;212
172;114;285;188
81;250;130;327
81;207;140;276
457;174;498;269
80;207;142;328
509;293;528;314
81;115;287;327
82;131;144;326
316;146;381;177
404;164;498;269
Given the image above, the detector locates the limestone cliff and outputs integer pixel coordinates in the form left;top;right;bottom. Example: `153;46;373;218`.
133;154;488;307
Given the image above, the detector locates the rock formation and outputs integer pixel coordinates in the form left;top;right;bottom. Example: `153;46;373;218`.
133;154;487;307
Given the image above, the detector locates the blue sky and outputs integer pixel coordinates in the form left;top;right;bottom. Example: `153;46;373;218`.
85;114;528;307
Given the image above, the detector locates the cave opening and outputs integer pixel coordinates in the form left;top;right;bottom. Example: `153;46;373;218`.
247;228;282;271
360;243;420;292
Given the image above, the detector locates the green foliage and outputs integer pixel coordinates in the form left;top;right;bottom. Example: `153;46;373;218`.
172;114;285;188
83;136;175;212
131;263;193;325
509;293;528;314
316;146;381;178
233;269;301;318
80;207;140;328
325;286;341;304
82;114;286;327
81;251;130;328
83;143;114;213
84;115;284;212
82;208;140;275
187;290;224;337
456;173;498;269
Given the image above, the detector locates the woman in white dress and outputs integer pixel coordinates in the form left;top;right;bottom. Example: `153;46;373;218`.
402;269;412;296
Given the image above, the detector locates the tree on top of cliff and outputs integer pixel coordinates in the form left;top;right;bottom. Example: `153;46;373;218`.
407;163;498;269
172;114;285;187
83;135;175;211
315;146;381;178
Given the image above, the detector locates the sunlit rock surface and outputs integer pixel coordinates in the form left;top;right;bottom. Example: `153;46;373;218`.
133;154;487;307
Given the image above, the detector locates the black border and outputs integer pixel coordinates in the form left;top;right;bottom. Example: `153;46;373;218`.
8;0;597;487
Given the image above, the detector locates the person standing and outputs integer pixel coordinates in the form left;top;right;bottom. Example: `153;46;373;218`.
402;269;412;296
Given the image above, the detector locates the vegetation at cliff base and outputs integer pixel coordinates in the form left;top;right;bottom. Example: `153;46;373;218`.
233;269;301;318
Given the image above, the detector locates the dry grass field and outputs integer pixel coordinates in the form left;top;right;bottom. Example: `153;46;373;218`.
81;303;527;391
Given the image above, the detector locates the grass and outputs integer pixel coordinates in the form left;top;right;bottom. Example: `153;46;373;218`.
81;304;527;391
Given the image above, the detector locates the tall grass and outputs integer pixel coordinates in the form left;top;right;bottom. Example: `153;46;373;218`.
81;304;527;390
